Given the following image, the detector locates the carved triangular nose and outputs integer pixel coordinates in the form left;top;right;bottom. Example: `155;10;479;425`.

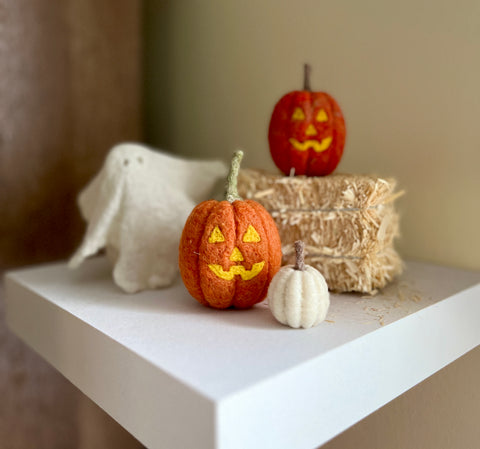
305;124;317;136
230;246;244;262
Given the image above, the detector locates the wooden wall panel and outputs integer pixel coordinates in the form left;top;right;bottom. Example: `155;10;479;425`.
0;0;72;269
0;0;143;447
0;0;142;270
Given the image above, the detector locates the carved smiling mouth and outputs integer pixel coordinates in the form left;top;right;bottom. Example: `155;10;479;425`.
289;137;332;153
208;262;265;281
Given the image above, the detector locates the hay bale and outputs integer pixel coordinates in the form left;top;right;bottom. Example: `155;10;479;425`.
237;169;404;294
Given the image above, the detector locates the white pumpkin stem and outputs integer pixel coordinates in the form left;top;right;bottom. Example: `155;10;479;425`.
294;240;306;271
303;64;312;91
225;150;244;203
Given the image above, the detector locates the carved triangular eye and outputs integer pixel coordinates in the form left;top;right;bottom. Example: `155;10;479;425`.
208;226;225;243
243;225;261;242
316;109;328;122
291;107;305;121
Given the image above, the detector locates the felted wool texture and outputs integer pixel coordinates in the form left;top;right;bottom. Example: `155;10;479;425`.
267;265;330;329
179;199;282;309
69;143;228;293
269;89;346;177
237;168;403;294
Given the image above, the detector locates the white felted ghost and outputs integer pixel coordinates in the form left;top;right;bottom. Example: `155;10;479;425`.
69;143;228;293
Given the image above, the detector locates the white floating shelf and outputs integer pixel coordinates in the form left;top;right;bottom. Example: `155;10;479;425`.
5;258;480;449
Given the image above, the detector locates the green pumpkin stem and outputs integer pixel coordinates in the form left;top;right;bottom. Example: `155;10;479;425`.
294;240;306;271
303;63;312;91
225;150;244;203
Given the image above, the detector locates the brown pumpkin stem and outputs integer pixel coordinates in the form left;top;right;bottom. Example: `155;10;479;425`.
225;150;244;202
294;240;306;271
303;64;312;91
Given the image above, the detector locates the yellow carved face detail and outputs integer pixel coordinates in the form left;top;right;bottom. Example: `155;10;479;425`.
242;225;261;242
289;107;332;153
208;226;225;243
207;225;265;281
316;109;328;122
291;107;306;121
291;108;328;122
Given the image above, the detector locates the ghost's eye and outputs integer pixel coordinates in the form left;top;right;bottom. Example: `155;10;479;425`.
242;225;261;242
291;107;305;121
316;109;328;122
208;226;225;243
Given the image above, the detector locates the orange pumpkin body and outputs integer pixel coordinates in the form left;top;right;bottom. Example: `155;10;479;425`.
268;66;346;176
179;199;282;309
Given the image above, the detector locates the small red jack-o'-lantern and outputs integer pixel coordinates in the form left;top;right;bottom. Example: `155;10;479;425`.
268;64;346;176
179;150;282;309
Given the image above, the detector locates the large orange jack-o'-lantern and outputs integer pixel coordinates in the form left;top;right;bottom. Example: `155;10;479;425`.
179;150;282;309
268;64;346;176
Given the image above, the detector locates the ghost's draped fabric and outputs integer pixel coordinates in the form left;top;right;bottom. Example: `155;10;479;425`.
70;144;227;293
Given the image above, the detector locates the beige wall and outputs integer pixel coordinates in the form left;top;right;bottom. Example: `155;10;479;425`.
145;1;480;448
145;0;480;271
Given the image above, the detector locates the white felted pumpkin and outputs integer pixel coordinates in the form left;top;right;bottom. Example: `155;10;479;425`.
268;241;330;329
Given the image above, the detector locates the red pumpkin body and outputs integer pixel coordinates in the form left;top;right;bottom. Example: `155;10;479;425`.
179;199;282;309
268;90;346;176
